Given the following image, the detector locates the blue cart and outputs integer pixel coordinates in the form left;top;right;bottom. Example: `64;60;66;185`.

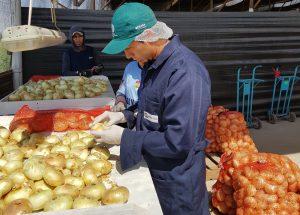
268;65;300;124
236;65;264;129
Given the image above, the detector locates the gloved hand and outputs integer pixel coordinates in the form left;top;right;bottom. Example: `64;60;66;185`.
90;125;124;145
111;102;126;112
90;111;127;127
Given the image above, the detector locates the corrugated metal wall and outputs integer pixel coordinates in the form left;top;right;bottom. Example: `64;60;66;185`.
21;8;300;117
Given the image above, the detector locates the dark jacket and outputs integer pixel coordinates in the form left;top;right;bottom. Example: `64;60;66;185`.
62;26;97;76
120;35;211;215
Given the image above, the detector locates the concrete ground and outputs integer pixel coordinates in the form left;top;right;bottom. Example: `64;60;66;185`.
207;120;300;214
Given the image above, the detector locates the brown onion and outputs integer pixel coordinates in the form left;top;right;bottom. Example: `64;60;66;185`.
29;190;53;211
64;175;85;190
91;146;110;160
0;179;13;198
4;187;33;204
43;165;64;187
90;159;112;176
23;157;45;180
80;183;106;200
3;199;32;215
102;186;129;205
44;154;66;169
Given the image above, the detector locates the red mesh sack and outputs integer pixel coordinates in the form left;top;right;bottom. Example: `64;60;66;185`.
9;105;110;133
233;162;300;215
30;75;61;82
205;106;228;153
213;111;257;154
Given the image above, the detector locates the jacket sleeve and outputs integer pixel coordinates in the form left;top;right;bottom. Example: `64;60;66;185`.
62;51;76;76
120;67;210;170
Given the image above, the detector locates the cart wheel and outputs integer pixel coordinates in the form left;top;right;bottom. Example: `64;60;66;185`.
269;114;277;124
288;112;296;122
252;117;262;129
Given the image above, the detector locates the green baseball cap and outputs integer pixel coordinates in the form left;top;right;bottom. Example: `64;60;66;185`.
102;3;157;54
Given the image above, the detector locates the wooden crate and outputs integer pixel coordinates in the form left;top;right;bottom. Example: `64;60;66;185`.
205;153;221;181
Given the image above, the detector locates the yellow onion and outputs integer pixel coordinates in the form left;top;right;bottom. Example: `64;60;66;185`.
3;160;23;174
20;145;36;159
32;147;50;157
29;190;53;211
4;187;33;204
3;199;32;215
0;179;13;198
80;183;106;200
23;157;45;180
73;196;98;209
0;127;10;139
0;148;3;159
34;180;52;191
82;165;98;185
102;186;129;205
70;147;89;160
4;149;24;161
61;136;71;146
64;176;85;190
2;145;19;154
66;131;79;142
44;154;66;169
70;140;86;149
44;135;61;145
10;128;29;142
90;159;112;176
65;158;82;170
9;171;27;189
54;184;79;198
50;145;70;157
81;137;96;148
28;133;45;146
43;165;64;187
0;137;7;146
91;122;108;131
91;146;110;160
0;159;7;168
44;195;73;211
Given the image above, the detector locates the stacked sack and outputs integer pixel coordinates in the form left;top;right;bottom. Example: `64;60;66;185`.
205;106;257;154
212;151;300;214
205;106;228;153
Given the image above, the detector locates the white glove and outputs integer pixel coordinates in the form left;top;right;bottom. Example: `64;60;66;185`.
90;125;124;145
111;102;126;112
90;111;127;127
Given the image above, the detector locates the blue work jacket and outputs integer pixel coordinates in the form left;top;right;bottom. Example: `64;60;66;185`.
120;35;211;215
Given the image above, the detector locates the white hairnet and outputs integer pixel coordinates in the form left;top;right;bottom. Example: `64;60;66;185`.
135;21;173;42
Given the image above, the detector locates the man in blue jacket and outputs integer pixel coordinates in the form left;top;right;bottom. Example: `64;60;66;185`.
91;3;211;214
62;25;100;76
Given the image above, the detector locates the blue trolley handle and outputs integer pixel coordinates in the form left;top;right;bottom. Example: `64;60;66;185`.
249;65;263;118
286;65;300;113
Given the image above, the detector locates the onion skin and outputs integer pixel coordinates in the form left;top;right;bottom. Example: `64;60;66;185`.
0;127;10;139
44;154;66;169
91;146;110;160
3;199;32;215
102;186;129;205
